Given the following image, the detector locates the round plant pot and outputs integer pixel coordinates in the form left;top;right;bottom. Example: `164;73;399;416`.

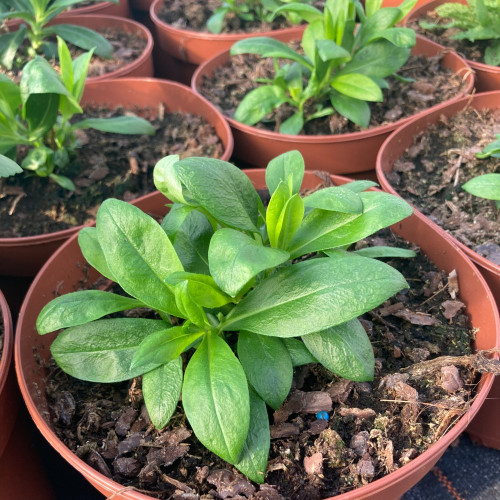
58;0;131;18
192;35;474;174
149;0;305;84
15;170;498;500
405;0;500;92
129;0;155;12
0;78;233;278
376;90;500;450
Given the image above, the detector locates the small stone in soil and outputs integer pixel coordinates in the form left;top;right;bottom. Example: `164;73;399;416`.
440;365;464;393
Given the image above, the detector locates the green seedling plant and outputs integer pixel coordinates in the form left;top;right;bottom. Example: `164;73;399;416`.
37;149;414;482
206;0;307;34
229;0;417;134
0;36;155;190
0;0;118;70
419;0;500;66
462;134;500;208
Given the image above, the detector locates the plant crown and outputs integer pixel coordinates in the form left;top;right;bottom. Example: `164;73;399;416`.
0;37;155;189
37;150;414;481
229;0;417;134
419;0;500;66
0;0;118;70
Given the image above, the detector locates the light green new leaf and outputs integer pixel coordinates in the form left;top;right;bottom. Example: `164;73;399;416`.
96;199;183;316
141;356;183;429
234;85;288;126
282;338;317;366
222;254;408;337
303;186;363;214
183;333;250;464
350;246;417;259
238;331;293;410
355;7;401;47
342;180;378;192
154;155;186;204
276;193;304;250
0;25;26;70
265;149;305;198
37;290;143;334
462;173;500;201
209;228;289;297
266;181;289;248
51;318;170;382
331;73;383;102
302;319;375;381
161;204;196;240
73;116;155;135
0;154;22;178
78;227;116;281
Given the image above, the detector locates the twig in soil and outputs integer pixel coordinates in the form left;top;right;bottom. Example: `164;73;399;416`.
368;310;401;334
8;192;25;215
419;282;449;306
157;470;193;493
379;399;466;411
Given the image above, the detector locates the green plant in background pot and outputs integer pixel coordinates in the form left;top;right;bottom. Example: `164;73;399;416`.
0;37;155;189
229;0;417;134
36;150;414;482
0;0;118;70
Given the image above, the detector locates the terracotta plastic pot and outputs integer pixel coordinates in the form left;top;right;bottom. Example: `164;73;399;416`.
192;35;474;174
405;0;500;92
129;0;155;12
149;0;305;84
0;78;233;278
15;170;498;500
376;90;500;450
58;0;131;18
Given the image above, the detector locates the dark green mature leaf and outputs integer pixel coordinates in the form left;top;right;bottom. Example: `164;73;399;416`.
49;173;75;190
238;331;293;410
265;150;305;196
206;7;227;34
222;254;408;337
302;319;375;381
288;191;413;258
51;318;169;382
234;387;270;484
376;27;416;48
37;290;143;334
462;173;500;201
183;333;250;464
0;25;26;70
73;116;155;135
131;325;204;372
234;85;288;126
272;3;323;23
355;7;400;47
96;199;183;316
175;157;260;233
209;228;289;297
0;74;22;115
331;73;383;102
316;39;351;62
24;93;59;140
282;338;317;366
45;24;113;58
78;227;116;281
351;246;417;259
143;357;183;429
0;154;22;178
342;180;378;192
331;92;370;128
303;186;363;214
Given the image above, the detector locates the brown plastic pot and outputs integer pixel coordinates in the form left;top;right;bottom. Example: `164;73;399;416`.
15;170;498;499
192;35;474;174
149;0;305;84
58;0;131;18
0;78;233;277
405;0;500;92
376;90;500;450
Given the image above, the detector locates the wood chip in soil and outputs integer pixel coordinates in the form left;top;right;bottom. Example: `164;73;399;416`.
0;106;224;238
198;50;469;135
41;228;483;499
388;106;500;266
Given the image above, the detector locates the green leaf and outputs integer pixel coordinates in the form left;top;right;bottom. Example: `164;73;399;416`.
376;27;416;48
153;155;186;204
302;319;375;381
37;290;143;334
78;227;116;281
222;254;408;337
238;331;293;410
266;181;289;248
234;387;270;484
356;7;401;47
206;8;227;34
276;193;304;250
303;186;363;214
351;246;417;259
289;191;413;258
316;39;351;62
462;174;500;202
45;24;113;58
49;173;75;190
50;318;170;382
332;91;371;128
174;282;207;328
209;228;289;298
0;75;22;115
73;116;155;135
282;338;317;366
72;49;93;103
272;3;323;23
57;36;73;92
183;332;250;464
0;154;22;178
24;93;59;140
279;110;304;135
331;73;383;102
132;325;204;372
96;199;183;316
265;150;305;196
0;25;26;70
161;204;196;240
342;180;378;192
234;85;287;126
141;357;183;429
175;157;260;233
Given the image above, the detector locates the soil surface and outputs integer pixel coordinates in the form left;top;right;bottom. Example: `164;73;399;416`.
388;106;500;266
42;228;480;499
198;51;470;135
408;11;491;65
0;106;224;237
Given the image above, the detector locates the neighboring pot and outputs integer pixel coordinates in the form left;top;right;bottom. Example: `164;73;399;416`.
59;0;132;18
15;170;499;500
192;35;474;174
405;0;500;92
0;78;233;277
149;0;305;84
376;90;500;449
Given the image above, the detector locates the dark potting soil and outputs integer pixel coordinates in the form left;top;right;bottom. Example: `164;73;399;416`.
42;229;480;499
388;106;500;266
198;52;469;135
157;0;298;33
0;106;224;238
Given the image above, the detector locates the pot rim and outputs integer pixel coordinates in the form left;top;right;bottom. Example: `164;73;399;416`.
0;290;13;399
